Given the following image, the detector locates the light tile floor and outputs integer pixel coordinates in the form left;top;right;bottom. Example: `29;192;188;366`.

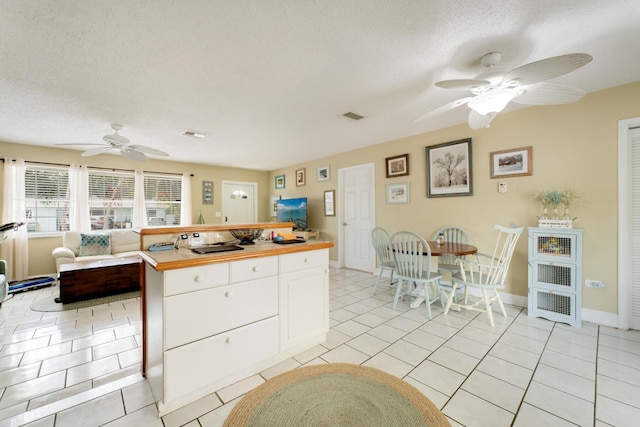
0;268;639;426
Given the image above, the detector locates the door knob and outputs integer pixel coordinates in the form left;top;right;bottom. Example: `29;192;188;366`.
343;222;348;226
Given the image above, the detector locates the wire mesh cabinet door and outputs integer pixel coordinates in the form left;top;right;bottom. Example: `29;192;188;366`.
527;227;584;327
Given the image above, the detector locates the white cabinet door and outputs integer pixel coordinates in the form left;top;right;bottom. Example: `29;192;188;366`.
279;266;329;351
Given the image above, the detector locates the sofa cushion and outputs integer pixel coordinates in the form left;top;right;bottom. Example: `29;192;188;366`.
79;233;111;256
110;229;140;254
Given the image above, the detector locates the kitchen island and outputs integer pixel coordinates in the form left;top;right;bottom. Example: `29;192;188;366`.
137;223;333;416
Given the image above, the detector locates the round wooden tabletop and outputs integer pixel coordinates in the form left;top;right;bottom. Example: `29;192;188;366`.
427;241;477;256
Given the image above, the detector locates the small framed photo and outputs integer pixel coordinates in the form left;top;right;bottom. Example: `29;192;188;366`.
490;146;533;178
270;195;279;217
324;190;335;216
385;153;409;178
317;165;330;182
202;181;213;205
275;175;285;189
386;182;410;204
296;168;306;186
426;138;473;198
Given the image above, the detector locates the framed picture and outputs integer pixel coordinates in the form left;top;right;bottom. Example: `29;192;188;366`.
386;183;410;204
385;153;410;178
426;138;473;197
317;165;330;182
202;181;213;204
324;190;335;216
275;175;285;189
296;168;306;186
490;146;533;178
270;195;279;217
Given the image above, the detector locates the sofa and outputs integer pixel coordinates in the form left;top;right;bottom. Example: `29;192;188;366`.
52;229;141;274
0;260;7;307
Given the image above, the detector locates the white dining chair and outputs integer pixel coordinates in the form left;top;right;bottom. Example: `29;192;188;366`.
371;227;396;295
390;231;444;319
444;223;524;327
433;226;471;301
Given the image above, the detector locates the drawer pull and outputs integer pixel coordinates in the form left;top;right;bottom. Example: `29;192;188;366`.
304;258;309;263
226;337;234;344
252;266;259;272
195;275;204;283
225;291;233;298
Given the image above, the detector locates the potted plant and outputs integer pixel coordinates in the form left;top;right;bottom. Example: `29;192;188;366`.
561;189;580;220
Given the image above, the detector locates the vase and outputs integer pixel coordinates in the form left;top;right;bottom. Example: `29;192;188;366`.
542;208;548;220
553;208;559;220
564;207;571;220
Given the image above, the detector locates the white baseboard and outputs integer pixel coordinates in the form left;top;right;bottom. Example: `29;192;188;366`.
582;308;618;328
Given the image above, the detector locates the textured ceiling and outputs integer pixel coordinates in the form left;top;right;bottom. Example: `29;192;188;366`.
1;1;639;170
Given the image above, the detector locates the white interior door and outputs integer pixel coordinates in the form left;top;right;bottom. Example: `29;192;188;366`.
338;163;375;272
221;181;257;224
620;122;640;329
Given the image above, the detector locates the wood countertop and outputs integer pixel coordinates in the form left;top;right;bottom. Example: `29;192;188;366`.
134;222;295;236
139;240;333;271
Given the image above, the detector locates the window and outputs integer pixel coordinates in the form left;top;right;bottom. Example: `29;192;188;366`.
88;170;135;230
25;165;70;233
144;174;182;226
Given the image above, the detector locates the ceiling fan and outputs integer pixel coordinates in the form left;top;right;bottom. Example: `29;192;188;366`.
55;124;169;162
415;52;593;129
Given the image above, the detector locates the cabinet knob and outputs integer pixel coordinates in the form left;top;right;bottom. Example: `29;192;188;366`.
225;291;233;298
195;275;204;283
226;337;234;344
252;266;259;272
304;258;308;263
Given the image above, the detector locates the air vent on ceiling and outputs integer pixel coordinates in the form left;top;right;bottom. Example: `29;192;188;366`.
343;112;364;120
182;131;207;139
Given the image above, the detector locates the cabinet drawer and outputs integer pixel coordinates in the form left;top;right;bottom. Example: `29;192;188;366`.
279;249;328;274
230;256;278;283
164;263;229;296
530;261;576;292
164;276;278;349
164;316;278;403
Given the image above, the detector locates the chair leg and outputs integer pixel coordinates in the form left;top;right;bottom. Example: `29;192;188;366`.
388;270;395;287
372;270;384;295
482;289;495;327
444;283;458;315
494;290;507;318
422;283;432;319
392;279;404;311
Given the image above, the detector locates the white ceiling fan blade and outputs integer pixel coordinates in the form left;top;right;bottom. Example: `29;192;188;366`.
512;82;586;105
435;79;490;90
129;144;169;156
501;53;593;86
81;147;112;157
468;110;495;130
103;133;130;145
415;97;473;122
121;149;148;162
54;143;105;147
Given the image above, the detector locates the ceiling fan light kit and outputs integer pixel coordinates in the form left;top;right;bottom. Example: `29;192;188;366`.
417;52;593;130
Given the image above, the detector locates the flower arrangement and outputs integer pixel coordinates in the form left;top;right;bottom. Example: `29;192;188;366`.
534;189;580;220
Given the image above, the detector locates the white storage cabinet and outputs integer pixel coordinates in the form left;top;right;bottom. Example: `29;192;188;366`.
527;227;583;327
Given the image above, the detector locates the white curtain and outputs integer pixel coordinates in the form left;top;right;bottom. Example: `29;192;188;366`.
133;170;147;228
181;173;192;225
1;159;29;281
69;164;89;231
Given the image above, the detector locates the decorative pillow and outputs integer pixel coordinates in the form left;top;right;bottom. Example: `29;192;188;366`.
79;233;111;256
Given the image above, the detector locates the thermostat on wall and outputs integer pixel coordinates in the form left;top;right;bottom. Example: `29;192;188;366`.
498;182;507;193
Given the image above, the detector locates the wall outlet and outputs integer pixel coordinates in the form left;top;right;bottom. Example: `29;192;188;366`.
215;211;222;217
585;279;606;289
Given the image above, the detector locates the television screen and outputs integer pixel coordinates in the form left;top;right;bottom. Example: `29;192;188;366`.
276;197;307;230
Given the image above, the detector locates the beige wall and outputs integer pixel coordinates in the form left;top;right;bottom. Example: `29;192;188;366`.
0;143;270;276
270;81;640;316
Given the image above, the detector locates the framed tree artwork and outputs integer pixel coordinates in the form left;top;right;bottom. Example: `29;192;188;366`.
425;138;473;197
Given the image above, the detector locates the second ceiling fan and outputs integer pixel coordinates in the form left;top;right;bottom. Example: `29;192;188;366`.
416;52;593;129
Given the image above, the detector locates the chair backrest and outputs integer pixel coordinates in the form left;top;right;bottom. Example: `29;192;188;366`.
390;231;434;280
473;224;523;286
371;227;394;266
433;226;471;264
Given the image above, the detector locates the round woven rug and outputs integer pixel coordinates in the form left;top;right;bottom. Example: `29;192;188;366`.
224;363;450;427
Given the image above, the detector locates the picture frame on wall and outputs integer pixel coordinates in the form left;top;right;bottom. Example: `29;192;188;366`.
270;195;279;217
386;182;410;204
385;153;410;178
490;146;533;178
426;138;473;198
324;190;335;216
317;165;330;182
296;168;306;186
275;175;285;189
202;181;213;204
